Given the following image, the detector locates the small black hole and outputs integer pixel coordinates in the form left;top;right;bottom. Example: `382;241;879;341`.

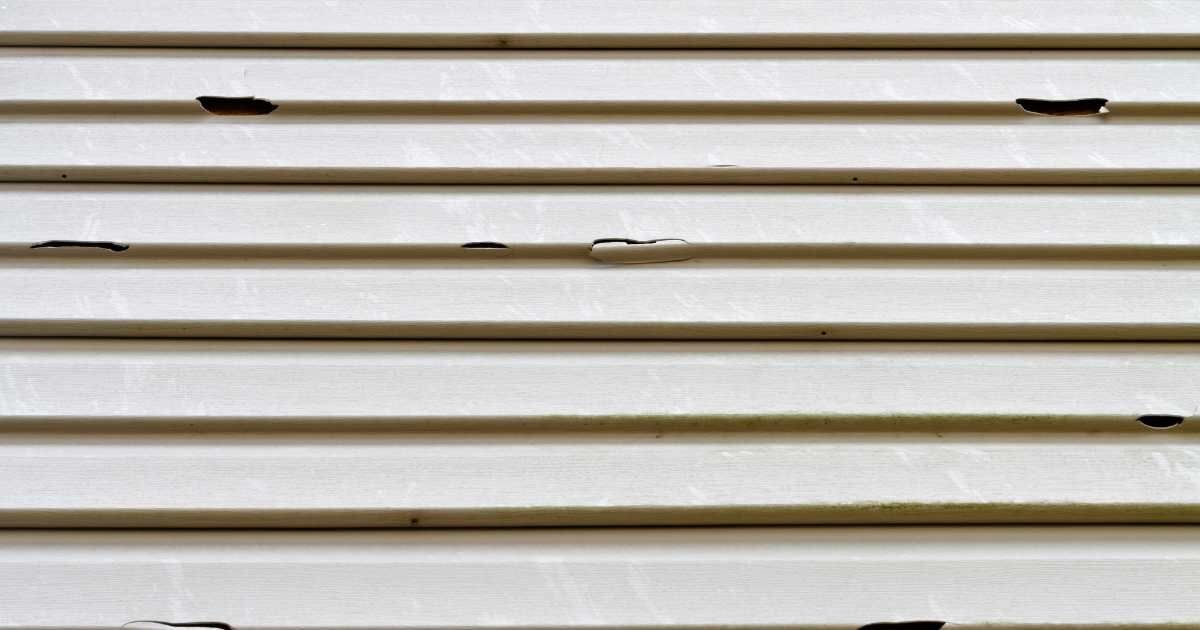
462;242;509;249
593;238;653;246
60;173;67;179
1137;415;1184;430
197;96;278;116
859;623;946;630
1016;97;1109;116
31;240;129;252
123;621;233;630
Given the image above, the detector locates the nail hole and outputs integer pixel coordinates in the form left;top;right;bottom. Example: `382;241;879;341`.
461;242;509;249
197;96;278;116
1137;414;1184;430
60;173;67;179
31;240;129;252
859;623;946;630
1016;98;1109;116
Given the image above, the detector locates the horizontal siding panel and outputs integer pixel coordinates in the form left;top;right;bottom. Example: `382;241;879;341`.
5;184;1200;251
7;117;1198;186
4;430;1198;527
3;0;1199;48
4;1;1198;620
4;120;1198;184
5;259;1200;339
4;340;1196;422
3;528;1199;628
5;50;1198;110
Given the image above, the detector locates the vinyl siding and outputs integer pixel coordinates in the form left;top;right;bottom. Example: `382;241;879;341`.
4;0;1199;47
4;528;1200;628
2;2;1198;628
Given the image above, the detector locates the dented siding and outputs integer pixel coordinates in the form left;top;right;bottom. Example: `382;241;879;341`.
2;2;1200;629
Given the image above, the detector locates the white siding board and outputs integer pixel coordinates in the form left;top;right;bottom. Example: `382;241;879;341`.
4;430;1199;527
1;1;1196;614
3;340;1196;423
3;0;1199;48
6;185;1200;250
5;120;1198;184
5;259;1200;339
3;528;1199;628
5;50;1198;109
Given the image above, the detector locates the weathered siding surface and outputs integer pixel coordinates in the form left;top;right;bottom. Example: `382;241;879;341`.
4;1;1200;47
2;2;1198;628
5;528;1200;628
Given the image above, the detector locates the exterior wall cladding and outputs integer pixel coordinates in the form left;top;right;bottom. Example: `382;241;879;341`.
2;2;1200;628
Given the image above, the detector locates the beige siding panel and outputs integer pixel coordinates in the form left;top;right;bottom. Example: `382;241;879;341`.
5;258;1200;339
4;429;1199;527
4;120;1198;184
7;184;1199;341
5;184;1200;251
5;50;1198;110
3;0;1199;48
4;340;1196;423
3;528;1199;628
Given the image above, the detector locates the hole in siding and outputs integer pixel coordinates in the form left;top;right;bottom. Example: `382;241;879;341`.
124;621;233;630
589;238;693;264
1138;414;1185;430
859;623;946;630
1016;98;1109;116
31;240;129;252
197;96;278;115
592;238;657;246
461;241;509;249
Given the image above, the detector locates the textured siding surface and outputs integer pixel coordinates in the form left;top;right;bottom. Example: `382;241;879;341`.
2;2;1199;629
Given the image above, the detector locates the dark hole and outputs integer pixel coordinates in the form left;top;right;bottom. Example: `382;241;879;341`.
1016;98;1109;116
1137;414;1185;430
859;623;946;630
124;621;233;630
31;240;129;252
593;238;656;246
197;96;278;116
461;242;509;249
